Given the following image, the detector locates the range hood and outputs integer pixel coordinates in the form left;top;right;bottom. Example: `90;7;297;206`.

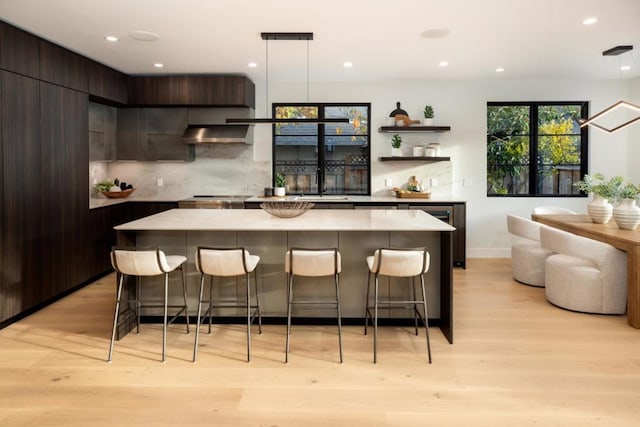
181;124;249;144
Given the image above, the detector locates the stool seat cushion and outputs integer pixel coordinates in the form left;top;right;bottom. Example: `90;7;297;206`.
111;249;185;276
196;248;259;276
367;249;430;277
285;250;341;276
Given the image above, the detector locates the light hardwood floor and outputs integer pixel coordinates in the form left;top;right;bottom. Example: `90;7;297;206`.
1;259;639;426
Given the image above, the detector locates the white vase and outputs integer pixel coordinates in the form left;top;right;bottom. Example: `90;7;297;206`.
613;198;640;230
391;147;402;157
587;195;613;224
273;187;286;197
423;118;434;126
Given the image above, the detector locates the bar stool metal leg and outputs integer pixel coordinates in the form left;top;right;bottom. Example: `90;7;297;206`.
246;272;251;362
108;273;126;363
193;273;206;362
412;276;419;336
335;273;343;363
254;269;263;334
181;266;190;334
364;271;372;336
373;274;380;364
162;273;169;363
420;275;432;363
285;273;294;363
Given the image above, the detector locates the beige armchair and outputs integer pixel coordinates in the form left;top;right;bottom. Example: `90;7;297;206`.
506;214;553;287
539;226;627;314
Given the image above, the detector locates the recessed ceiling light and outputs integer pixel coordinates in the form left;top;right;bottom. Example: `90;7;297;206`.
248;62;257;68
439;61;448;67
496;67;505;73
582;17;598;25
104;36;118;42
343;62;353;68
621;65;631;71
154;63;164;68
128;30;160;42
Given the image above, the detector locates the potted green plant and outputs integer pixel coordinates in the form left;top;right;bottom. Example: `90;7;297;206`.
575;173;623;224
391;134;402;156
613;182;640;230
274;173;286;197
423;105;434;126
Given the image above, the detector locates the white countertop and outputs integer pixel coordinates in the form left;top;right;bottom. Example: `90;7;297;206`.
246;195;466;204
114;208;456;232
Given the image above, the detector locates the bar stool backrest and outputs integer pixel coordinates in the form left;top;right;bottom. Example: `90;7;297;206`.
196;247;255;276
111;247;170;276
286;248;341;277
371;248;430;277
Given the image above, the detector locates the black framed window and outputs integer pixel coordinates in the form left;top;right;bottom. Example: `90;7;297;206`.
487;101;588;197
272;103;371;195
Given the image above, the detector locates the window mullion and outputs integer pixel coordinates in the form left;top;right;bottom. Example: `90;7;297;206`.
529;104;538;195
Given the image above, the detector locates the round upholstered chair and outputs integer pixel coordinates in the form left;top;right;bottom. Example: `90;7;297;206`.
539;226;627;314
506;214;553;287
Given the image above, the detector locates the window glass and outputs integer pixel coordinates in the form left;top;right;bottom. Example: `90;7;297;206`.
487;102;587;197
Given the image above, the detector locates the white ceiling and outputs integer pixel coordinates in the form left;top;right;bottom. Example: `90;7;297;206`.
1;0;639;84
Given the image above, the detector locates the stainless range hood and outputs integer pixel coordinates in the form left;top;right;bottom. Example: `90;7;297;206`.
181;124;249;144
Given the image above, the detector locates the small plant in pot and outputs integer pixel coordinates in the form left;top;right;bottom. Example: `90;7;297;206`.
274;173;286;197
575;173;623;224
423;105;434;126
391;134;402;156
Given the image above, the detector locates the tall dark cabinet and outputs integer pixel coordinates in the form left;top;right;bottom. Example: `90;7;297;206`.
40;82;89;297
1;71;42;320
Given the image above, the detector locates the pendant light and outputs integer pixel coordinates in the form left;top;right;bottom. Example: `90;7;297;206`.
579;45;640;133
226;32;349;124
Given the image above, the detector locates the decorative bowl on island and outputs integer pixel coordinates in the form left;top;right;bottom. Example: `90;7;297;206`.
260;201;314;218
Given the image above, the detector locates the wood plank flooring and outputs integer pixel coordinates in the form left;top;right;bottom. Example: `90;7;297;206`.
1;259;639;426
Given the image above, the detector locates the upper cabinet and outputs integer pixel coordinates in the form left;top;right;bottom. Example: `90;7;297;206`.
0;21;40;78
127;75;255;107
39;40;88;92
88;61;128;105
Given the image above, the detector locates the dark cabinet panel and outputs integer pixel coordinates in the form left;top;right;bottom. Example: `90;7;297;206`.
89;102;117;161
1;71;41;321
39;40;88;92
116;108;140;160
128;75;255;107
452;204;466;268
0;21;40;78
88;60;127;104
40;82;89;296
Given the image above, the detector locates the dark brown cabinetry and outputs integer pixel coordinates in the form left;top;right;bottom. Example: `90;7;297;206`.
1;71;42;320
39;40;88;92
40;82;89;296
88;61;127;105
0;21;40;78
116;108;195;161
128;75;255;107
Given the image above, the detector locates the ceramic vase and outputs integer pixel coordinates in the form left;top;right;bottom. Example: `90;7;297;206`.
273;187;286;197
613;198;640;230
391;147;402;157
423;118;434;126
587;195;613;224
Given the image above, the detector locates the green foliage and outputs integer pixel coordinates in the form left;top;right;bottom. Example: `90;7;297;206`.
538;119;580;165
391;134;402;148
94;179;114;193
619;183;639;200
575;173;624;201
274;173;286;188
423;105;434;119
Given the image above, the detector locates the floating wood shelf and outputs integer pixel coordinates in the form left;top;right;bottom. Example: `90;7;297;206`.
378;156;451;162
378;126;451;132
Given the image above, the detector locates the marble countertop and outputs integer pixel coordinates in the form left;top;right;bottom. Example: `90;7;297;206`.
114;208;456;232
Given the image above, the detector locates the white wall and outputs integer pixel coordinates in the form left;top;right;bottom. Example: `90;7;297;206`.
100;77;635;258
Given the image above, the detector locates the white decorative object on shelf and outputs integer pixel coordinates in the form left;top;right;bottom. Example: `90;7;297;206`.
613;198;640;230
587;195;613;224
391;147;402;157
412;146;425;157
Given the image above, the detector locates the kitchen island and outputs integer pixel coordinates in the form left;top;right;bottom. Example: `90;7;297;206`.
114;208;455;343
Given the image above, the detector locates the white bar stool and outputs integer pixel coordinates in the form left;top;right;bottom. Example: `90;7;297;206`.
285;247;342;363
108;246;189;363
193;247;262;362
364;247;432;363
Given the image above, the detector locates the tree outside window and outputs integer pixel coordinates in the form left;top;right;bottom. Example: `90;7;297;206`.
487;102;588;197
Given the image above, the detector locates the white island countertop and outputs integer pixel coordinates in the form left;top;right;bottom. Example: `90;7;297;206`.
114;208;456;232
